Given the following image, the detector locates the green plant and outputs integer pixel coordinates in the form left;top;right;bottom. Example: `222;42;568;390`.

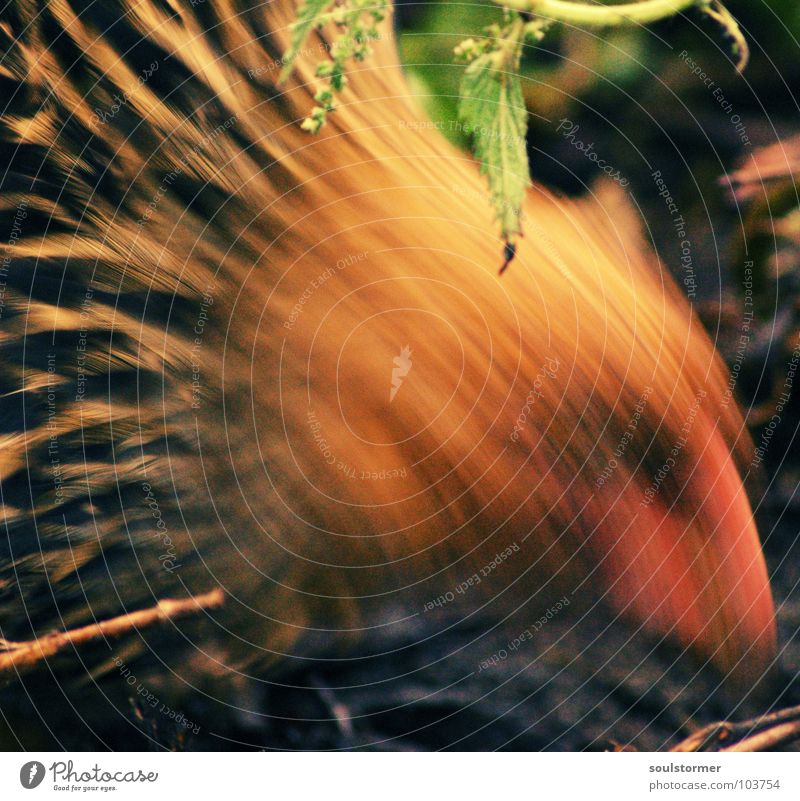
280;0;747;269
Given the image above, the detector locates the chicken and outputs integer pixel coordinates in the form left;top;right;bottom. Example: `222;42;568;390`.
0;0;775;744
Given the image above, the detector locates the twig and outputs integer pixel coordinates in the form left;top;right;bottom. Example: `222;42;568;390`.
670;704;800;752
721;721;800;752
500;0;701;26
0;588;225;675
311;674;356;740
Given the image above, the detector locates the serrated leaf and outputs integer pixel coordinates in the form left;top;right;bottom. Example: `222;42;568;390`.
458;53;529;244
279;0;335;83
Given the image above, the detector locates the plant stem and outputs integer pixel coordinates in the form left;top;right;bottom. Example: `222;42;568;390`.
499;0;704;27
499;15;525;69
0;588;225;678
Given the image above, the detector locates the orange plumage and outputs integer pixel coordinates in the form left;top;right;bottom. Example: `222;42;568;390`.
0;0;774;731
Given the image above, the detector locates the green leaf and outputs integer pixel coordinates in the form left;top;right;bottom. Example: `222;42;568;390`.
279;0;335;83
458;52;530;244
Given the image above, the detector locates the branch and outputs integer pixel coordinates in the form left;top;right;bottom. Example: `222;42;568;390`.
0;588;225;676
670;704;800;752
498;0;702;26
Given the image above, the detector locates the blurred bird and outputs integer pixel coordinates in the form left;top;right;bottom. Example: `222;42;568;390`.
0;0;775;743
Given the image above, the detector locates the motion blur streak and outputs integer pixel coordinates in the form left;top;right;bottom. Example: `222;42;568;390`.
0;0;774;724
